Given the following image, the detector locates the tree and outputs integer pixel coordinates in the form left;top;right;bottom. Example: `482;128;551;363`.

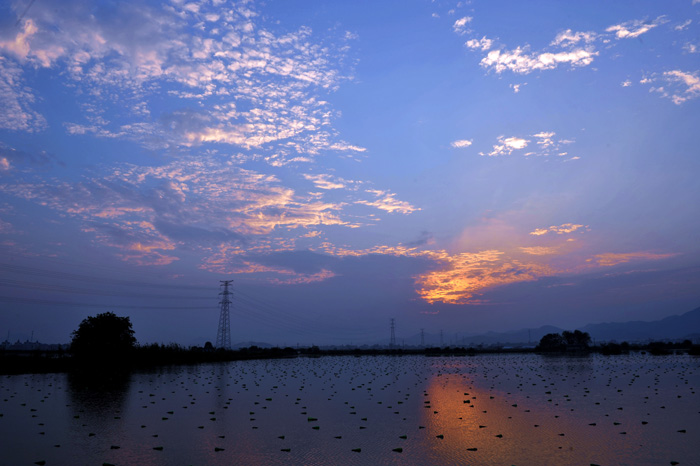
70;312;136;359
574;330;591;347
563;330;591;348
538;333;565;351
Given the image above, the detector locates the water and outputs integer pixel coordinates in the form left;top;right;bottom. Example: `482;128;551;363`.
1;353;698;465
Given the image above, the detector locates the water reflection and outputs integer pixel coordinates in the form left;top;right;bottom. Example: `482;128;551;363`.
420;355;699;466
66;369;133;420
539;352;595;374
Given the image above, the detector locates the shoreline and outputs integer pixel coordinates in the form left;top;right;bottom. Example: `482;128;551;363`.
2;341;697;375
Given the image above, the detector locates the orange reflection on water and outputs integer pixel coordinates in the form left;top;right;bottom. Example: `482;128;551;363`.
417;368;637;466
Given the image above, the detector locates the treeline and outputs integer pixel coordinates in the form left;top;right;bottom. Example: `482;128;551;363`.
3;312;699;375
597;339;699;355
537;329;699;355
3;340;700;375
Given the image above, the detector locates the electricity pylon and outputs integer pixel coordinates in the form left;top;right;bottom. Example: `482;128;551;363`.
216;280;233;349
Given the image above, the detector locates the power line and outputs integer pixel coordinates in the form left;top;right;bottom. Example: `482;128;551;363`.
0;262;210;291
0;260;387;344
0;296;207;310
15;0;36;27
0;278;211;300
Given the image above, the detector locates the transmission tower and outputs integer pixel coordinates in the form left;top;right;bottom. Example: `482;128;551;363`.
216;280;233;349
420;328;425;347
390;318;396;348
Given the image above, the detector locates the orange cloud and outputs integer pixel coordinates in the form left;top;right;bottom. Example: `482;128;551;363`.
519;246;558;255
118;251;179;266
319;241;554;305
199;243;336;285
356;189;419;214
415;250;552;304
592;252;676;267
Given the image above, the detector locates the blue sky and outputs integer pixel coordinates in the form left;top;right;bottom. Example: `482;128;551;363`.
1;0;699;346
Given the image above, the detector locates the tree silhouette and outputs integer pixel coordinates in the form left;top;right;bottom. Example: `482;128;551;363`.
70;312;136;360
539;330;591;352
562;330;591;347
538;333;566;351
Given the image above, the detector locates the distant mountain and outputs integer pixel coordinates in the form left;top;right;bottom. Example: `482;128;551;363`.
428;306;700;347
396;325;564;347
581;306;700;343
459;325;563;347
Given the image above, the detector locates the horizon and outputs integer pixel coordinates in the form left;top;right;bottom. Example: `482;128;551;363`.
3;303;698;348
1;0;699;347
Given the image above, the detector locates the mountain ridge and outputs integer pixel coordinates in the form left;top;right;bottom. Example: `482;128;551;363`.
397;306;700;347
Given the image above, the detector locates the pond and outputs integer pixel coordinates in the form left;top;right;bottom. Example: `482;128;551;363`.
1;353;698;465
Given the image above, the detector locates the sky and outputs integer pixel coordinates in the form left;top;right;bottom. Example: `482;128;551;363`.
1;0;699;347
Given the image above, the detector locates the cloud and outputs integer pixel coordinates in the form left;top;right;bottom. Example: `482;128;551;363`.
316;238;553;305
529;228;549;236
0;57;46;131
269;268;335;285
0;155;363;264
0;142;63;169
313;215;675;306
465;26;599;75
415;249;552;304
532;131;555;148
84;221;179;266
152;220;246;245
621;80;632;87
356;189;419;214
303;173;348;190
451;139;473;148
404;231;434;248
465;36;493;51
675;20;692;31
643;69;700;104
329;142;367;152
519;246;558;255
481;46;597;74
484;136;530;156
550;30;598;47
453;17;472;35
529;223;587;236
606;17;666;39
0;19;41;62
0;0;360;162
481;132;575;158
465;16;670;76
592;252;676;267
